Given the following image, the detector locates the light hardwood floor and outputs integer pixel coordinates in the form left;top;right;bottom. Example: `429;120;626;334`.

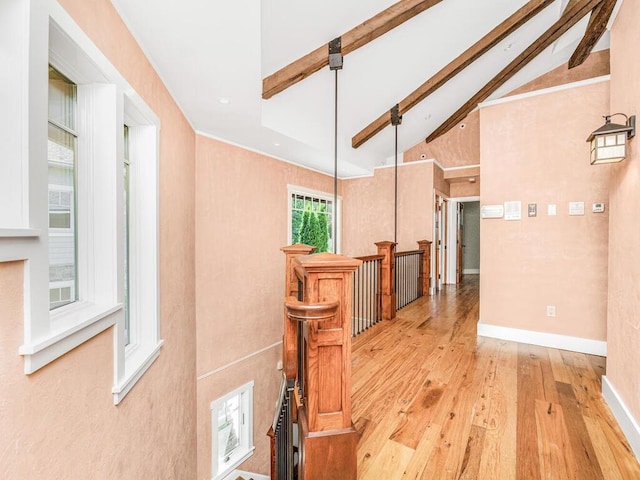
351;275;640;479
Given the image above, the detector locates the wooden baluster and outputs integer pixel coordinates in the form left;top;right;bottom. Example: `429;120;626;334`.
375;241;396;321
417;240;432;296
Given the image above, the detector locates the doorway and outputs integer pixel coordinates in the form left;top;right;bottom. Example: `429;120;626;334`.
444;196;480;284
433;192;448;293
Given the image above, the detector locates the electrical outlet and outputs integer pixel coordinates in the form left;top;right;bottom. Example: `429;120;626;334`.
546;305;556;317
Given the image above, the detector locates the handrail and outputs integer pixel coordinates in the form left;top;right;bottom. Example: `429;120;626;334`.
396;249;422;257
355;254;385;262
285;298;340;321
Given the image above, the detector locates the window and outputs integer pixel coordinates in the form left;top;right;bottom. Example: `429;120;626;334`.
211;382;255;480
112;100;161;404
123;125;131;345
48;67;78;310
288;186;340;253
5;3;161;402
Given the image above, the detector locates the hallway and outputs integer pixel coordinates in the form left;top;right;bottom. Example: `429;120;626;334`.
351;276;640;479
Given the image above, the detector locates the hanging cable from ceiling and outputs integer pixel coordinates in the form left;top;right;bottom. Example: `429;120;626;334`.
390;104;402;244
329;37;343;254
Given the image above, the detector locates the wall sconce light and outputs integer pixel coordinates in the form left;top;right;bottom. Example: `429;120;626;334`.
587;113;636;164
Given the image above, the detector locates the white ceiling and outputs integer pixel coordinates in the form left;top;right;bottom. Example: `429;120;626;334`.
111;0;613;178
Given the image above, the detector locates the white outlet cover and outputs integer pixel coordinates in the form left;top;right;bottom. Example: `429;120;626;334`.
547;204;557;216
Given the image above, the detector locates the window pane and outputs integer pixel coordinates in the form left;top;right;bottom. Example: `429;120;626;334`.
48;67;78;311
48;66;76;131
217;396;241;466
290;192;334;253
124;125;131;345
49;211;71;229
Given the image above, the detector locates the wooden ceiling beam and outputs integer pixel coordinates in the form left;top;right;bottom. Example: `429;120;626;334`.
262;0;443;100
426;0;602;143
568;0;616;68
351;0;555;149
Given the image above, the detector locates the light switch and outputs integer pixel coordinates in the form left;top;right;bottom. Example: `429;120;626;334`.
569;202;585;216
593;202;605;213
547;204;557;216
528;203;537;217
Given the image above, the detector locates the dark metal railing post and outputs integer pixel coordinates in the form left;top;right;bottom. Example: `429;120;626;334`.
351;255;385;336
272;375;295;480
395;249;424;310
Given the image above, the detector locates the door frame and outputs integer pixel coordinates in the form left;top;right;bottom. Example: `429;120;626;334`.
445;195;480;284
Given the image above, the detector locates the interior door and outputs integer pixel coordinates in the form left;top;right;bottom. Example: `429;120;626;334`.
434;194;447;291
434;194;441;291
442;198;448;285
457;203;464;283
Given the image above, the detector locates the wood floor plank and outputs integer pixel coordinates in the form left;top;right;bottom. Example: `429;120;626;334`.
350;276;640;479
516;345;542;480
534;398;573;479
357;411;406;478
557;381;605;480
547;347;572;384
476;340;518;480
472;337;502;428
584;415;625;480
524;343;560;404
589;400;640;480
360;439;415;480
399;422;442;479
458;425;486;480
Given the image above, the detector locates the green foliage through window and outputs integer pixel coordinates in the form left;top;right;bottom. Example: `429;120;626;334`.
291;193;333;252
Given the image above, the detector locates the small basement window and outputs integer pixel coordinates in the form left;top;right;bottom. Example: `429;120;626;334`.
211;381;255;480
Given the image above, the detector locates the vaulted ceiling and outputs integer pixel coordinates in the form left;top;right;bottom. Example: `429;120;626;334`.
111;0;618;178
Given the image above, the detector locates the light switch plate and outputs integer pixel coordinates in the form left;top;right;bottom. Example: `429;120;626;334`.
547;204;557;216
569;201;585;216
593;202;605;213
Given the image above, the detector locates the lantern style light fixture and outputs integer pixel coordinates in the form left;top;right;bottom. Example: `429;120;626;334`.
587;113;636;165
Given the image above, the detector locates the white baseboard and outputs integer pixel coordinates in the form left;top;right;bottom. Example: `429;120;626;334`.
477;322;607;356
226;470;269;480
463;268;480;274
602;376;640;461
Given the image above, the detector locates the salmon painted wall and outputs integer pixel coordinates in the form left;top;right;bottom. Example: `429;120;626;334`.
479;79;610;342
194;134;337;477
0;0;197;478
342;162;434;256
607;0;640;425
405;111;480;169
508;49;610;97
450;180;480;198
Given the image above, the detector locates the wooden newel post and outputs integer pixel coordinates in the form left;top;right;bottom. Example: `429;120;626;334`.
417;240;432;296
281;244;316;379
375;241;397;321
281;244;317;298
289;252;362;480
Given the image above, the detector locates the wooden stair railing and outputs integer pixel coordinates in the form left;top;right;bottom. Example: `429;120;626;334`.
417;240;432;296
273;242;431;477
281;244;316;381
284;251;361;480
375;241;397;321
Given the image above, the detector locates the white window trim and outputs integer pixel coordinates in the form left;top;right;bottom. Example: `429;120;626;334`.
287;184;342;254
112;109;162;405
3;0;161;401
211;381;255;480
